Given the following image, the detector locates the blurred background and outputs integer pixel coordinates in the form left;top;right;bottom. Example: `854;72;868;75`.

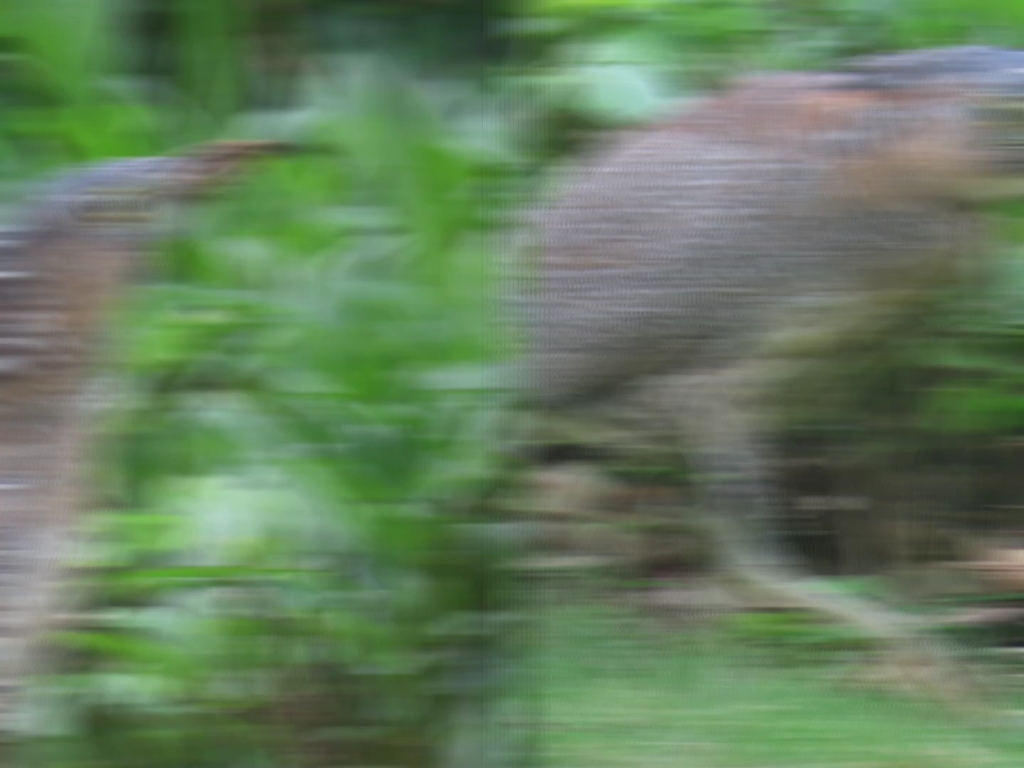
8;1;1024;767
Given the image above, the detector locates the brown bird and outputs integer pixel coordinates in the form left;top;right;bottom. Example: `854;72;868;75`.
0;140;306;741
516;45;1024;708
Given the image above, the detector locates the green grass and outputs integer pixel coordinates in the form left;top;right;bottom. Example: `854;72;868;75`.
537;586;1024;768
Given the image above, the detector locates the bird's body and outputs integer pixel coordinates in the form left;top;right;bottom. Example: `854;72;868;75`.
0;140;299;739
517;47;1024;700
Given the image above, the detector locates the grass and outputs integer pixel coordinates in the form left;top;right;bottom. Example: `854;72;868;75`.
536;583;1024;768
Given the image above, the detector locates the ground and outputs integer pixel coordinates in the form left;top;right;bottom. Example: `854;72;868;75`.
535;578;1024;768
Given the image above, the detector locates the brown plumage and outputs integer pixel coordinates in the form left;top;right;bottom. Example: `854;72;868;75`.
0;140;303;736
518;46;1024;702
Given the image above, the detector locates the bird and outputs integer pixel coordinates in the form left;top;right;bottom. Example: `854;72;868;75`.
0;139;307;740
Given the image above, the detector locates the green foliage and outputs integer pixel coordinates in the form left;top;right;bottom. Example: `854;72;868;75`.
511;0;1024;158
912;252;1024;438
719;580;885;665
722;610;876;665
47;77;518;765
0;3;524;764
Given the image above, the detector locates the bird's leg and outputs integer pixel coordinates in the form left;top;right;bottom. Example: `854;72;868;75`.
687;373;983;708
0;388;89;729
